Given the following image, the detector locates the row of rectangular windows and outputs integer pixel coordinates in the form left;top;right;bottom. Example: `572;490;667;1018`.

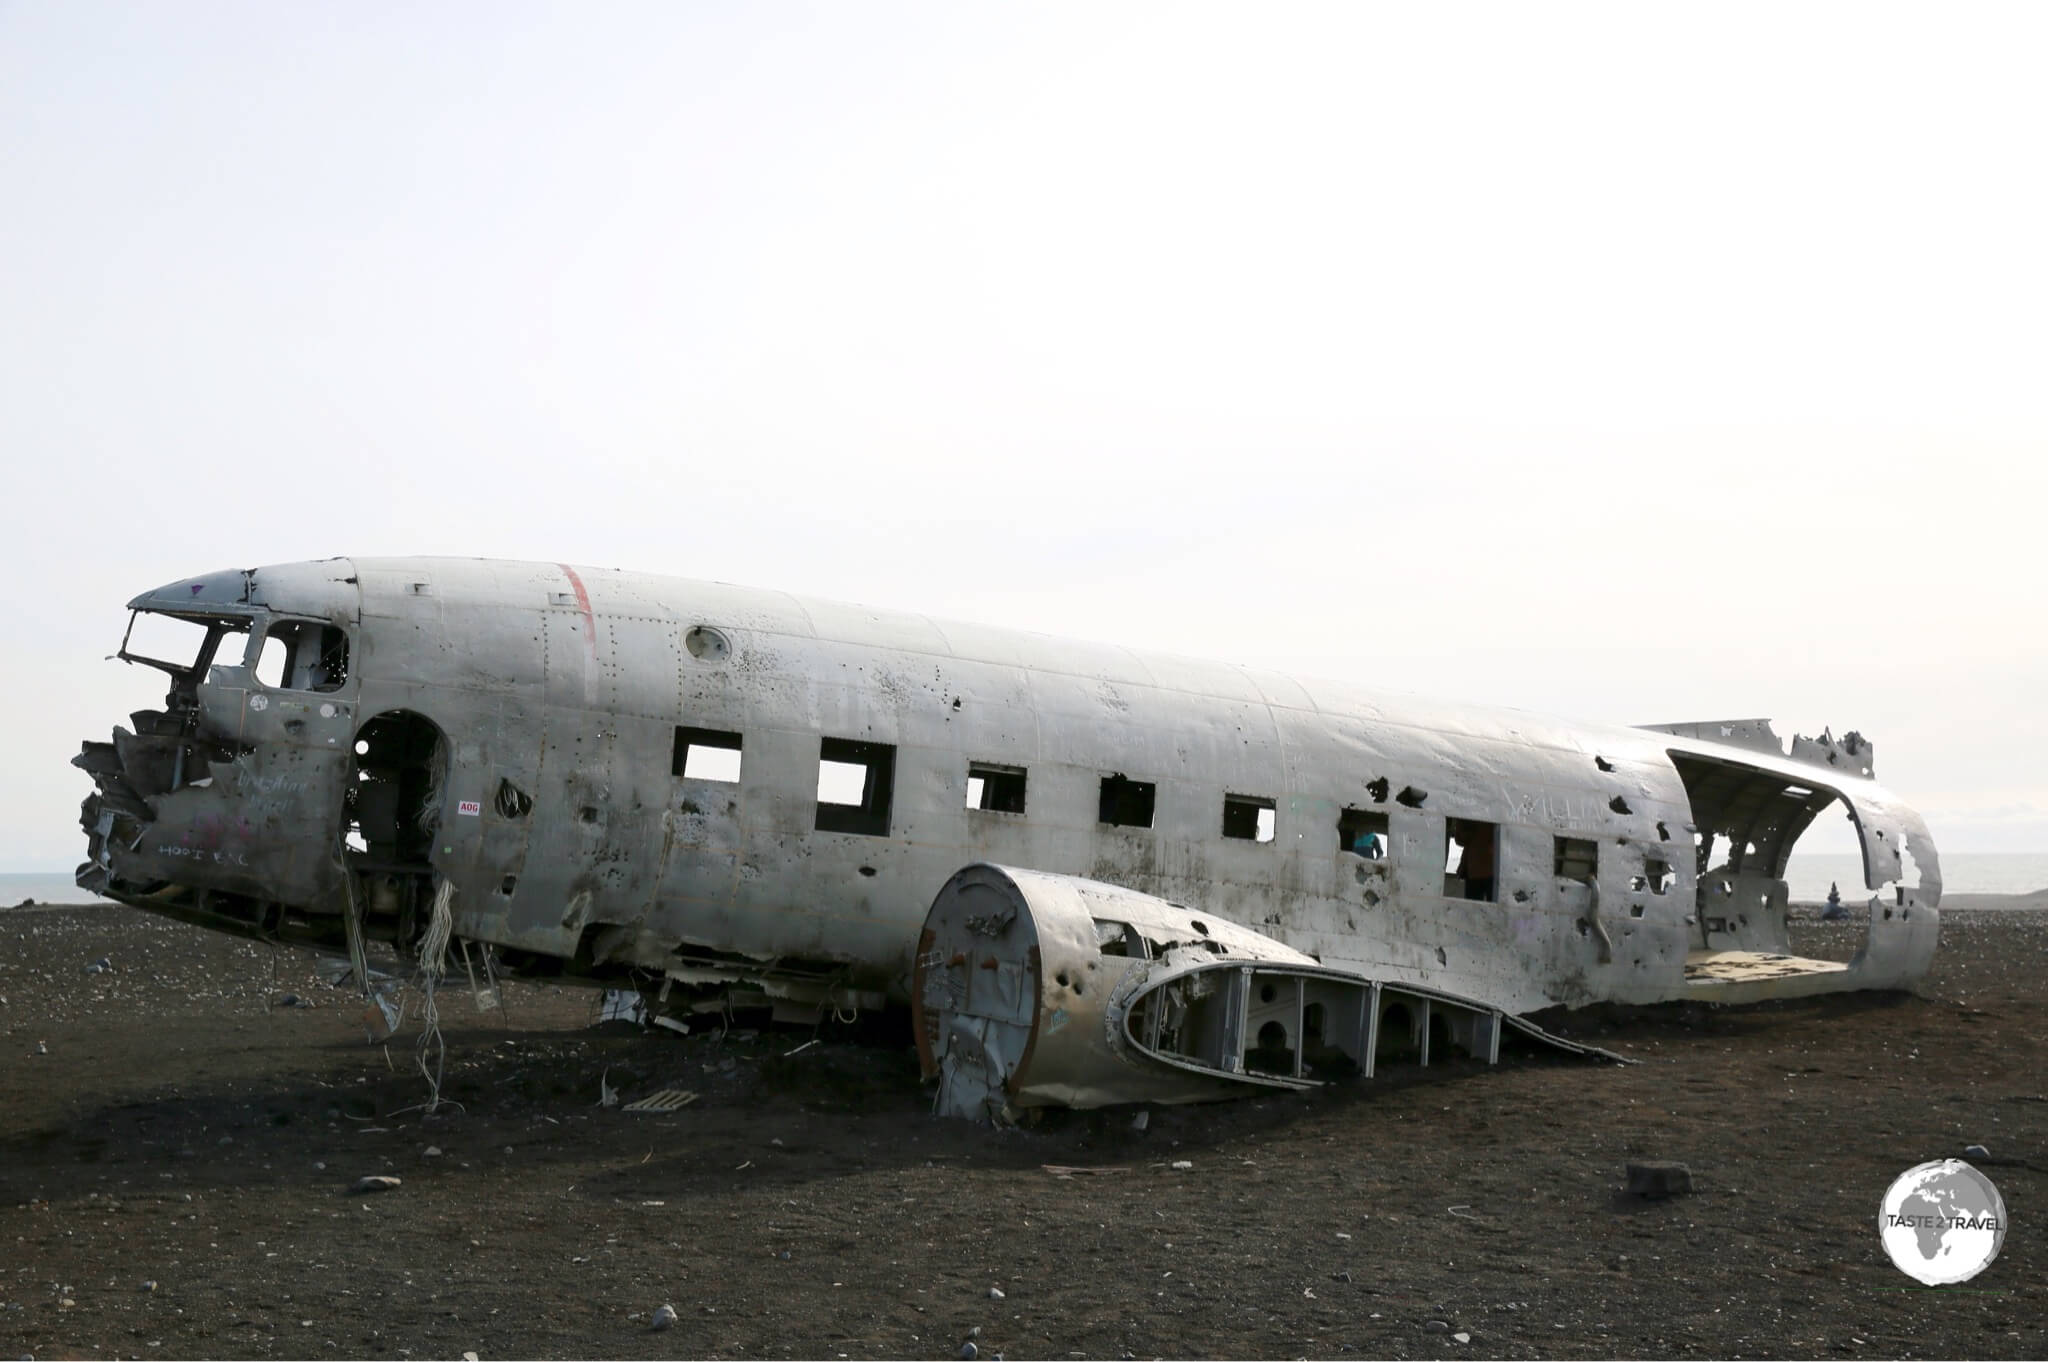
672;727;1672;900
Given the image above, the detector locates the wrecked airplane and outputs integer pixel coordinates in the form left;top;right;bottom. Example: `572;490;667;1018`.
76;558;1941;1118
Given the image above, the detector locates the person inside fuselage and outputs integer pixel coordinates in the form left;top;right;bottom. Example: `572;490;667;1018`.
1450;821;1495;901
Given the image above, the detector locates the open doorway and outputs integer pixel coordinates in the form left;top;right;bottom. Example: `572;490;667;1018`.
347;711;446;868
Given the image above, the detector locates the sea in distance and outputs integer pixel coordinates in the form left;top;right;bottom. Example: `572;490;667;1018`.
5;854;2045;911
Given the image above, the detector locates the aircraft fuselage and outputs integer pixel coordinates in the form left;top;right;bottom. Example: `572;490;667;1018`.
76;557;1942;1035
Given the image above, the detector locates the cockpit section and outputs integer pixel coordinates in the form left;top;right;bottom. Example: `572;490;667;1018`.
76;563;369;950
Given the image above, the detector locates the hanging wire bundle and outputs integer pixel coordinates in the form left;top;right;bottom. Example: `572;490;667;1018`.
413;876;457;1112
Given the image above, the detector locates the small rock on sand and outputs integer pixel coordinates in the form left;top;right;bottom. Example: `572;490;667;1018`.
1625;1161;1694;1199
348;1175;402;1195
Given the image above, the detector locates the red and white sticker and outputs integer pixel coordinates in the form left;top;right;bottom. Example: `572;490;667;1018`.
457;800;482;817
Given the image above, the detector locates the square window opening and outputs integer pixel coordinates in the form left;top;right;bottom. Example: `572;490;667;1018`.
1093;918;1150;959
254;619;351;692
1222;794;1277;843
1645;855;1674;895
1098;774;1156;829
815;737;895;836
672;726;744;783
1339;807;1390;859
967;762;1027;814
1554;836;1599;883
1444;818;1499;901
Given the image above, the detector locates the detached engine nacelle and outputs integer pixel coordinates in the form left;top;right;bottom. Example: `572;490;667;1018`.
913;864;1547;1120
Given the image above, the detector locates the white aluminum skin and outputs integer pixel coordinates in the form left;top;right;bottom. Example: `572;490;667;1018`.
85;556;1941;1027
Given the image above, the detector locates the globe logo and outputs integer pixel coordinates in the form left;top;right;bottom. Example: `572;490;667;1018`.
1879;1159;2006;1285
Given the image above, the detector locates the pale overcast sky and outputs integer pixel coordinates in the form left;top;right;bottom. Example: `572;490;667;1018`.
2;1;2043;870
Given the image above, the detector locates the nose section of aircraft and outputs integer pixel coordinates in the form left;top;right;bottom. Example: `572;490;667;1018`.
76;561;366;939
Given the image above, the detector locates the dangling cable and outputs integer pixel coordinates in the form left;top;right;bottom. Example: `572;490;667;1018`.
414;877;456;1112
339;861;373;1002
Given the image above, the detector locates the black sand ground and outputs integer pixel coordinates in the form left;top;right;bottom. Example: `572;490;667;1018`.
2;901;2043;1360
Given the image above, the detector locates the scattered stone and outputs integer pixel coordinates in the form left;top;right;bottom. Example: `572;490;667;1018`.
1424;1319;1450;1332
1964;1144;1991;1159
276;994;305;1008
959;1344;978;1360
1453;1331;1472;1344
1625;1161;1694;1199
1130;1111;1149;1131
651;1304;677;1331
139;1281;157;1293
1170;1159;1193;1170
34;1042;46;1056
967;1326;981;1338
463;1353;480;1361
987;1286;1005;1300
84;962;105;976
217;1135;233;1146
423;1146;443;1158
348;1175;402;1195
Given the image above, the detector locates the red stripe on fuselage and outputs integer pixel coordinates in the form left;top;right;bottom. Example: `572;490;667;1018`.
557;563;599;671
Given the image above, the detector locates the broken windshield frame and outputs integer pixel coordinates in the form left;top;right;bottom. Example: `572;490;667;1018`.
116;610;249;679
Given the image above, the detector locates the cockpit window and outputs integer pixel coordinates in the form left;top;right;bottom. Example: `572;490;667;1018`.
254;619;351;692
120;611;248;677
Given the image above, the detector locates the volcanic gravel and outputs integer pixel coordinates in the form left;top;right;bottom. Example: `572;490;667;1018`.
1;901;2043;1359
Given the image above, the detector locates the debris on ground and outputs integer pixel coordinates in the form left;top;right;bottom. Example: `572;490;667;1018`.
1624;1161;1695;1199
621;1088;699;1113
